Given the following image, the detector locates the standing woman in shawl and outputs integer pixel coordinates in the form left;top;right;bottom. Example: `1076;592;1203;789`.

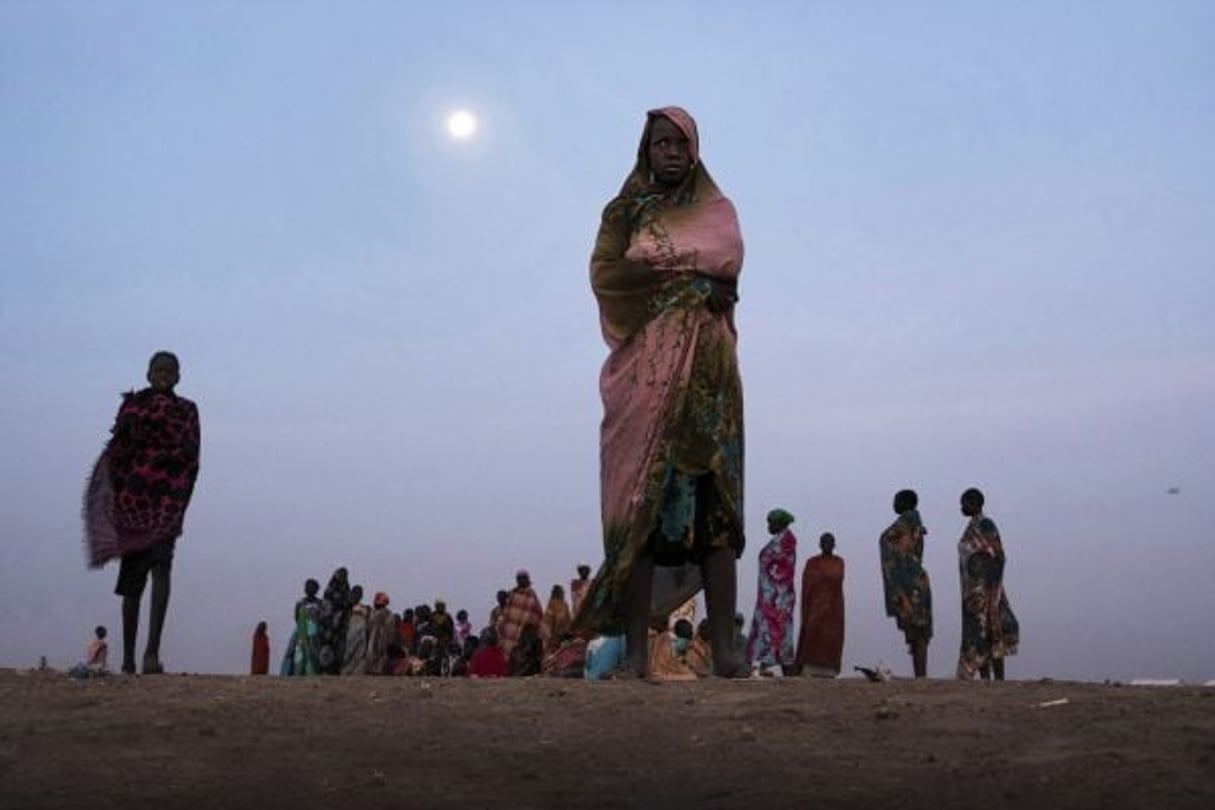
342;585;369;675
289;578;322;676
317;567;351;674
540;584;573;654
365;592;395;675
250;621;270;675
879;489;933;678
84;351;201;675
956;488;1019;680
795;532;845;677
744;509;798;675
578;107;747;678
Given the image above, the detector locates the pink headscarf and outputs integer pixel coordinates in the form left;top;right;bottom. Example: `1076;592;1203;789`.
640;106;700;169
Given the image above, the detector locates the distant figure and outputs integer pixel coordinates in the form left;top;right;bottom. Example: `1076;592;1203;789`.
570;564;592;617
84;351;201;675
69;626;111;680
499;570;544;656
342;586;369;675
365;592;395;675
580;106;747;679
509;623;544;677
796;533;845;678
454;609;472;647
413;636;442;677
468;628;509;678
541;584;573;653
250;621;269;676
647;617;697;681
880;489;933;678
453;634;479;677
317;567;351;675
745;509;798;675
430;599;455;652
397;608;416;653
87;626;109;675
288;579;322;676
956;488;1019;680
413;604;434;645
489;589;508;636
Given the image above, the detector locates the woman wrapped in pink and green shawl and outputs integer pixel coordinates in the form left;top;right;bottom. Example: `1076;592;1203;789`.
576;106;747;679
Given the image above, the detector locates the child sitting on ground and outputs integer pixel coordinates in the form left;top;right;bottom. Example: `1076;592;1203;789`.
70;626;110;679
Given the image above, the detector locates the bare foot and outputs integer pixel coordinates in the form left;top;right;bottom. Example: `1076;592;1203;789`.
142;655;164;675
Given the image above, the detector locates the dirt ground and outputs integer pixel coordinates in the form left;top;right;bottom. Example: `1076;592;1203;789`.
1;670;1213;810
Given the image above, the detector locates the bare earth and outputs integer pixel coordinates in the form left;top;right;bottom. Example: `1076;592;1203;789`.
1;670;1213;809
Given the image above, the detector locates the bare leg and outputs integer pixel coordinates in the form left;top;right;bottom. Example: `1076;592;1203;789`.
992;658;1005;681
625;554;654;677
979;663;991;680
911;639;928;678
121;596;139;674
142;566;171;674
702;547;745;677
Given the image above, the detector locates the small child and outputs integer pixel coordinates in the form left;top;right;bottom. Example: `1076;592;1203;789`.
70;626;109;679
86;626;109;674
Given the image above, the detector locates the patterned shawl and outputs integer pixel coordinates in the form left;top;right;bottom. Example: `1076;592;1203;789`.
578;107;745;634
744;529;798;668
83;388;201;568
957;515;1019;675
879;509;934;641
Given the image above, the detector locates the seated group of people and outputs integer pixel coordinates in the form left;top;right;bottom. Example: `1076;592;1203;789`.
270;565;734;681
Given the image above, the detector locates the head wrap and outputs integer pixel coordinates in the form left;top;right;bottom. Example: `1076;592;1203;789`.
767;508;795;531
373;592;390;608
615;106;721;220
641;106;700;170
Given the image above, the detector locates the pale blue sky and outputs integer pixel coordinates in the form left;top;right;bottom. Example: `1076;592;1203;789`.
2;1;1213;680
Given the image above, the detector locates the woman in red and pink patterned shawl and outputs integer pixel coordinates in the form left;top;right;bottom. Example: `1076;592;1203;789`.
576;107;746;678
84;351;200;674
745;509;798;674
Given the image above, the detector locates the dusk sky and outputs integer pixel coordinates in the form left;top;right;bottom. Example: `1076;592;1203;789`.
2;1;1212;681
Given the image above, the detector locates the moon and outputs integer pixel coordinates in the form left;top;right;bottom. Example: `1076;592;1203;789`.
446;109;478;141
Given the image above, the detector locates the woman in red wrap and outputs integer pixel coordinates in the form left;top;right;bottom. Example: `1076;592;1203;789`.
576;107;746;678
796;532;845;677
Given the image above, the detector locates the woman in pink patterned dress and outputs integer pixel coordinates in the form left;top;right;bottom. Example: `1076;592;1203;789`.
745;509;798;674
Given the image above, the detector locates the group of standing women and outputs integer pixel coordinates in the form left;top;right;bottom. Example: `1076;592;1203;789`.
578;105;1017;680
879;487;1020;679
738;485;1019;681
279;568;403;677
742;509;846;678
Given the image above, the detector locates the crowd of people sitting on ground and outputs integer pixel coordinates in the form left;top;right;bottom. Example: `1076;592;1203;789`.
262;565;752;680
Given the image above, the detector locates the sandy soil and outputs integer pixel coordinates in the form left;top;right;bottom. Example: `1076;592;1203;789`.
1;670;1213;809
